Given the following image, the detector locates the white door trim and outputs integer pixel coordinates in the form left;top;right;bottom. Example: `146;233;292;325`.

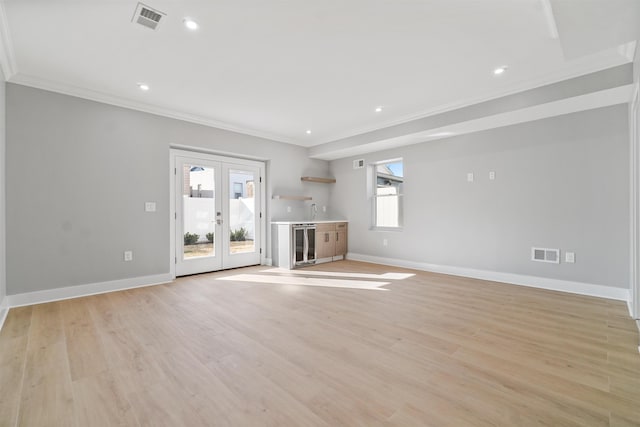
169;149;266;278
630;82;640;319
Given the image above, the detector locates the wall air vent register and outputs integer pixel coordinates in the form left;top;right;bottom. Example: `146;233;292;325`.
531;247;560;264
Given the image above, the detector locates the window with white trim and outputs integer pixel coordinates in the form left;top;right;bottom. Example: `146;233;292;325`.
372;159;403;228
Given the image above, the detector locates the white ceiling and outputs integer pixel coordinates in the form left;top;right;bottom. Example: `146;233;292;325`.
0;0;635;147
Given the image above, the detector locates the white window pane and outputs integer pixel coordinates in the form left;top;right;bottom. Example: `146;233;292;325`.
376;195;400;227
183;164;214;258
229;170;255;254
373;159;403;228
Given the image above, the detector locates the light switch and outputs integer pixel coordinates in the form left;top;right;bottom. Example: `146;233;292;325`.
565;252;575;263
467;173;474;182
145;202;156;212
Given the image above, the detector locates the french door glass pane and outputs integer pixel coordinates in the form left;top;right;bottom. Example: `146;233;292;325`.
183;164;215;259
228;169;255;254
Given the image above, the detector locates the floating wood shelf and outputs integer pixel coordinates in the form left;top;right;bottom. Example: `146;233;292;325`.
272;195;313;201
301;176;336;184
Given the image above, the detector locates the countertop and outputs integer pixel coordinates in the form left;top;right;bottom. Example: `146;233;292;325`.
271;220;348;225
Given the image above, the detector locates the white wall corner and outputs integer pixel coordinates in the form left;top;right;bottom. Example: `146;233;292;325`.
0;296;9;332
6;273;173;308
347;253;630;302
0;2;17;81
263;258;273;266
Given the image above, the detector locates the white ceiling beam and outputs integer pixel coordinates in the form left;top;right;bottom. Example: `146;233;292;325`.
310;84;634;160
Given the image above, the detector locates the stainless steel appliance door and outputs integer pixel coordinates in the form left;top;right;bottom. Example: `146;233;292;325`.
293;226;306;265
306;226;316;262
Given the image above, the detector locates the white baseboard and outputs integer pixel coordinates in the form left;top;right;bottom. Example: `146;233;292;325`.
347;253;630;301
6;273;173;308
0;295;9;332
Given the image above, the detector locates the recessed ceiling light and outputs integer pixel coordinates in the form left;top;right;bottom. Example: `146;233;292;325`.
375;106;383;113
183;18;199;30
306;130;312;135
493;66;508;75
137;83;150;91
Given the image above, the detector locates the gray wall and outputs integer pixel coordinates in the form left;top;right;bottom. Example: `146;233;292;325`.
6;84;330;294
330;105;630;288
0;69;5;304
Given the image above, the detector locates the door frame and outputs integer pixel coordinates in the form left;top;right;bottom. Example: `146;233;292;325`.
169;148;266;279
630;82;640;319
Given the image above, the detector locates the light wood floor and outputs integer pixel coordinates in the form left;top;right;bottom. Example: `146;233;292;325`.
1;260;639;426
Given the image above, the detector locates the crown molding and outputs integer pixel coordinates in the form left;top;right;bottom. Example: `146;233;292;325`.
2;24;632;150
0;2;17;80
315;52;633;145
8;73;302;146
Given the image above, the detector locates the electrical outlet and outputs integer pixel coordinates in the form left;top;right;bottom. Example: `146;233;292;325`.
489;171;495;180
467;172;474;182
124;251;133;262
145;202;156;212
383;239;388;246
287;206;292;213
322;205;327;212
565;252;575;263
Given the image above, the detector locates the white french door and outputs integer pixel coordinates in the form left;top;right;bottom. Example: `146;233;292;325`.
173;151;263;276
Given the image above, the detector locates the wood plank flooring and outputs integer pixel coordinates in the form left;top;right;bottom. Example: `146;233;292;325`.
0;260;639;426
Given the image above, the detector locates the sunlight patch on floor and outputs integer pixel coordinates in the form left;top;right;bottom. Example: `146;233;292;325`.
260;268;414;280
217;274;390;290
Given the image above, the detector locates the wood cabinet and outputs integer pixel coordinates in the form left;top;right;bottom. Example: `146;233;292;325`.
316;222;348;260
335;222;347;256
316;223;336;259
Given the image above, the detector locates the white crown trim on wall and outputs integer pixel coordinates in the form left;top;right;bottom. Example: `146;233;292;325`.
8;73;299;145
0;0;634;146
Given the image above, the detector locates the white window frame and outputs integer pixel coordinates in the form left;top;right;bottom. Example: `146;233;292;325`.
369;158;404;231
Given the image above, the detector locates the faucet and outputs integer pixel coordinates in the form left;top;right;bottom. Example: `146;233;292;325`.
310;203;318;221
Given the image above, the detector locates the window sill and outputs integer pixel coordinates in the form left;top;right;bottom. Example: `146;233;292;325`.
370;226;404;232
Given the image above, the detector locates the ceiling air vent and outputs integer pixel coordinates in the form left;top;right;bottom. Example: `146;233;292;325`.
531;247;560;264
132;3;165;30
